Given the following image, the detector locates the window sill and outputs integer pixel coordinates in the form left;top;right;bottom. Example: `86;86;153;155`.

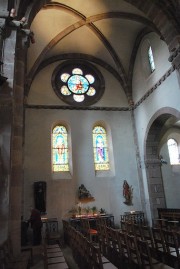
95;169;115;178
52;171;72;180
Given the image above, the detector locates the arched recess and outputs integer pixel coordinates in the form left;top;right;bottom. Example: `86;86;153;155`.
144;108;180;220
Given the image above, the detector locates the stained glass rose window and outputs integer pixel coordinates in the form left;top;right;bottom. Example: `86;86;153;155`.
52;60;105;106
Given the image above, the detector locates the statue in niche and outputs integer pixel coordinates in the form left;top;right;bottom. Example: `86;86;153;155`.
78;184;93;200
123;180;133;205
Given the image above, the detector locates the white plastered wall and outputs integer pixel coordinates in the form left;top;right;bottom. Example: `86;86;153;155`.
132;32;180;221
24;63;142;227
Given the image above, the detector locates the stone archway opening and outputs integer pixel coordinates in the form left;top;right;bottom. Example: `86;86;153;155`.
145;112;180;221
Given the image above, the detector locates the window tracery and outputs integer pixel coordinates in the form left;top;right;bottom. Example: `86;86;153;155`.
52;60;105;106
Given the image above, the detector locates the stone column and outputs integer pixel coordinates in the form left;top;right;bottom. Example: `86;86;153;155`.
130;109;147;215
144;158;166;219
9;31;29;255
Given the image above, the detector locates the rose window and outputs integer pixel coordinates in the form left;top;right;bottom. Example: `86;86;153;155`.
52;61;105;106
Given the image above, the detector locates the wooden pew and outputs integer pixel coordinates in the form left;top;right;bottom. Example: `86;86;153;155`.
158;208;180;223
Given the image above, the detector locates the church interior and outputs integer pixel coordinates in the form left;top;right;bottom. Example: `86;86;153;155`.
0;0;180;268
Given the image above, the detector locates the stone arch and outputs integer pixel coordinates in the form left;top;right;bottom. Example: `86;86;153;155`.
144;107;180;219
24;1;180;99
124;0;180;51
26;0;180;50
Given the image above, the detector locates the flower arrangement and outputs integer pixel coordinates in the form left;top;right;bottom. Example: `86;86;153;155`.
68;204;107;218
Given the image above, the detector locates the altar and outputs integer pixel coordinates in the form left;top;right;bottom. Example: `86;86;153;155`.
69;214;114;230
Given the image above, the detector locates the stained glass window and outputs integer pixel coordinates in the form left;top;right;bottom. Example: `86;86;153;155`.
148;46;155;72
72;68;83;75
52;125;69;172
93;126;110;171
67;74;89;94
52;60;105;106
167;138;180;165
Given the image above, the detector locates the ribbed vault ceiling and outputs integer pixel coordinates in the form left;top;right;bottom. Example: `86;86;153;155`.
18;0;179;102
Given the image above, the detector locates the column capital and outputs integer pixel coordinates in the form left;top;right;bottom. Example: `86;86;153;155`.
144;158;161;167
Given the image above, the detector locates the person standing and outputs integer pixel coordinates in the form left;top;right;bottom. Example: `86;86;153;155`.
29;207;43;245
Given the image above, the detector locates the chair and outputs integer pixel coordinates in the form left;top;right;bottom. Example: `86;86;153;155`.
162;229;180;268
166;220;179;232
76;231;89;269
116;230;130;268
133;223;142;239
152;218;168;229
81;218;98;242
108;228;121;268
141;225;156;257
62;219;70;245
97;223;109;257
105;226;114;262
46;219;61;245
126;234;142;269
151;227;166;262
126;221;134;235
90;241;118;269
67;226;77;256
120;220;127;232
72;229;89;269
106;215;115;228
137;238;174;269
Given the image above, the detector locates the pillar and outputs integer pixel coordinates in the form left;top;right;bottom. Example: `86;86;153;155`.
144;158;166;219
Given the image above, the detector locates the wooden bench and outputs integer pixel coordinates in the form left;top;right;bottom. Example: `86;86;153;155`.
158;208;180;222
67;223;118;269
43;242;69;269
0;238;31;269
